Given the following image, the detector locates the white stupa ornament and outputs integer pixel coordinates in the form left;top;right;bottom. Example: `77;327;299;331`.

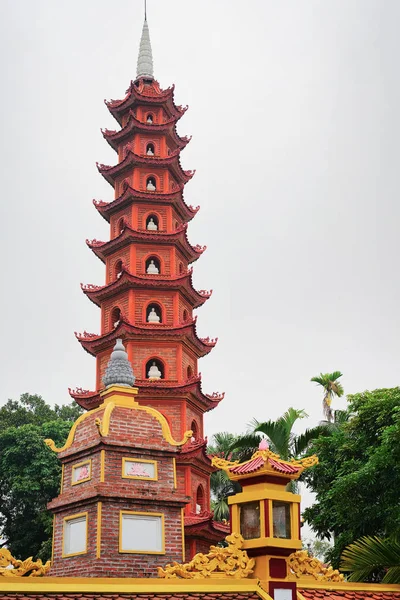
148;307;160;323
147;259;159;274
136;9;154;80
148;361;162;379
147;217;157;231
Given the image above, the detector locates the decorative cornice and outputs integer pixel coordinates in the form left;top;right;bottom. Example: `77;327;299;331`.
289;550;344;582
0;549;50;577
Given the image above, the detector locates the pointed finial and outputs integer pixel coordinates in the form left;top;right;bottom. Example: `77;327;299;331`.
136;6;154;80
259;439;269;451
102;339;136;388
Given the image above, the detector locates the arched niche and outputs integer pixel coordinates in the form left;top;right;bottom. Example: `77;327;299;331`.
182;309;189;322
110;306;121;329
146;214;159;231
145;358;165;380
196;485;205;514
146;113;154;124
146;142;155;156
117;217;125;235
178;262;184;274
187;365;193;379
114;260;123;279
146;302;162;324
146;176;156;191
145;255;161;275
191;419;198;440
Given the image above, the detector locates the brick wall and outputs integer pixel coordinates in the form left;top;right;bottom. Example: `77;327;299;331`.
101;293;130;333
135;245;171;275
106;247;131;283
110;206;133;239
133;290;175;325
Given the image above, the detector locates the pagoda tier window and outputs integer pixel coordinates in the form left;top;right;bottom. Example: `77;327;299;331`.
272;501;291;539
114;260;123;279
146;113;154;124
110;306;121;329
117;218;125;235
182;309;189;322
145;256;161;274
196;485;205;514
146;143;155;156
240;501;261;540
146;302;162;323
146;177;156;191
178;262;184;274
187;365;193;379
191;419;198;440
146;214;159;230
146;358;165;380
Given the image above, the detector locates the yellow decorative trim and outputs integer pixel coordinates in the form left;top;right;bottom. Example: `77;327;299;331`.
96;502;102;559
181;507;185;562
212;450;318;481
288;550;344;582
137;404;192;446
0;549;50;577
95;401;115;437
158;532;255;579
62;512;88;558
173;457;177;488
71;459;92;485
119;510;165;554
45;406;104;453
100;449;105;482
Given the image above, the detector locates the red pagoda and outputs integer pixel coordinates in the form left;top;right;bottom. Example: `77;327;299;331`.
69;15;228;557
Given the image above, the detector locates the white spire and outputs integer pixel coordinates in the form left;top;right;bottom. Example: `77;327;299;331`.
136;14;154;80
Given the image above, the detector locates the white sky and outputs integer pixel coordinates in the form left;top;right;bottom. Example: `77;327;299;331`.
1;0;399;474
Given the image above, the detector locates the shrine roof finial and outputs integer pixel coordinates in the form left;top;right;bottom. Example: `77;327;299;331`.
102;338;136;388
136;3;154;80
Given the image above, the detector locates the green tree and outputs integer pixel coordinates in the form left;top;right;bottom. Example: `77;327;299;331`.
207;432;242;521
303;387;400;571
341;536;400;583
0;393;82;561
310;371;344;422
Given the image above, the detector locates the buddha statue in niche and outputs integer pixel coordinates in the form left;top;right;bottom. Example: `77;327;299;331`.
147;217;158;231
146;259;159;274
148;361;162;379
147;307;160;323
147;115;153;124
146;178;156;191
146;145;154;156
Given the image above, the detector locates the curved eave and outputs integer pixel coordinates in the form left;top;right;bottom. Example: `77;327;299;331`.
93;185;199;224
184;515;229;540
105;80;186;126
69;378;223;413
178;440;216;471
86;224;205;264
102;111;189;152
81;269;211;309
75;317;216;358
97;151;194;187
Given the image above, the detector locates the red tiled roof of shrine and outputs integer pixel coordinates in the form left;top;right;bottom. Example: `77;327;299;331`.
184;512;230;539
86;222;206;264
299;589;400;600
97;150;195;187
93;184;199;223
0;593;260;600
75;316;217;358
229;456;300;476
81;268;212;309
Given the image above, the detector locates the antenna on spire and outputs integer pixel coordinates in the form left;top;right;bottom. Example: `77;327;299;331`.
136;1;154;79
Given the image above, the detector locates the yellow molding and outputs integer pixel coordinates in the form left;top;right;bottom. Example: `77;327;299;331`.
243;537;302;551
96;502;102;559
119;510;165;555
96;401;115;437
0;578;269;593
296;581;400;591
71;458;92;486
181;507;185;562
122;457;158;481
229;489;300;505
62;512;88;558
45;405;105;453
100;449;105;482
173;457;177;488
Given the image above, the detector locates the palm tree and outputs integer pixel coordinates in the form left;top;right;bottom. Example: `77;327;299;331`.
340;536;400;583
207;432;242;521
311;371;344;422
228;408;329;491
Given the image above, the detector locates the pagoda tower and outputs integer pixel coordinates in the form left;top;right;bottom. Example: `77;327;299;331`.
70;15;228;557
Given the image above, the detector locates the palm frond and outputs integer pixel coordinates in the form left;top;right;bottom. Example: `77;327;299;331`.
254;422;290;458
293;425;330;456
341;536;400;583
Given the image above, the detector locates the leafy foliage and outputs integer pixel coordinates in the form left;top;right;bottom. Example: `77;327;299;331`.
303;387;400;572
0;394;82;561
311;371;344;422
341;536;400;583
207;432;242;521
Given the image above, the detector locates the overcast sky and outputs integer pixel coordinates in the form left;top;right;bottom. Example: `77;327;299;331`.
1;0;399;457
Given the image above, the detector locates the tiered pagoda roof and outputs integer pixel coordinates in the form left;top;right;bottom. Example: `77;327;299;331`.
81;267;212;309
86;223;206;264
